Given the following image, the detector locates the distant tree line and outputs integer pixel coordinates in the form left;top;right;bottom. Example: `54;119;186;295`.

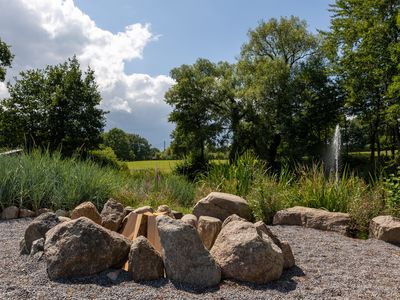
165;0;400;166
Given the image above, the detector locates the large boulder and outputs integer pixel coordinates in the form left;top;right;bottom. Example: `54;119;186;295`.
128;236;164;282
156;215;221;287
24;212;60;252
197;216;222;250
369;215;400;245
254;221;295;269
71;201;102;225
1;206;19;219
273;206;351;235
192;192;251;221
44;217;131;280
180;214;198;228
210;219;284;284
101;199;125;231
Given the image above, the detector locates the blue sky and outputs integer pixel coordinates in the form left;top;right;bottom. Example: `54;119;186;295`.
75;0;334;76
0;0;334;150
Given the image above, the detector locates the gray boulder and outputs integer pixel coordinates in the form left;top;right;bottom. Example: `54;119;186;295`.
156;215;221;287
1;206;19;219
24;212;60;252
180;214;198;228
101;199;125;231
30;238;44;257
44;217;131;280
193;192;251;221
128;236;164;282
210;219;284;284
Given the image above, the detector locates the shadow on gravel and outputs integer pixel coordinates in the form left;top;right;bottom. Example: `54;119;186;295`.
226;265;305;293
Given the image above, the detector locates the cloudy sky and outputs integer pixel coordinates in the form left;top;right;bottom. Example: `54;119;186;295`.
0;0;333;149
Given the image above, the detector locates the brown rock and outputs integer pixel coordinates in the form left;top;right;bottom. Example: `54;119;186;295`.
156;215;221;287
71;201;102;225
192;192;251;221
24;212;60;252
36;208;53;216
1;206;19;219
273;206;351;235
370;215;400;245
197;216;222;250
123;206;135;217
181;214;198;228
101;199;125;231
58;216;71;223
19;208;36;218
128;236;164;282
222;214;246;228
156;205;174;218
210;219;283;284
254;221;295;269
44;217;132;280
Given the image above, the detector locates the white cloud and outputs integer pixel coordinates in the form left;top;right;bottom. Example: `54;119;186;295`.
0;0;175;146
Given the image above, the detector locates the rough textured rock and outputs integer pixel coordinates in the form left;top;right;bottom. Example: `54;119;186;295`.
255;221;295;269
172;210;183;219
156;205;174;218
197;216;222;250
210;219;284;284
193;192;251;221
101;199;125;231
370;215;400;245
58;216;71;223
20;238;29;255
30;238;44;256
44;217;131;280
281;241;295;269
19;208;36;218
128;236;164;282
55;209;68;217
24;212;60;252
71;201;102;225
222;214;246;228
180;214;198;228
1;206;19;219
273;206;351;235
133;206;153;214
156;215;221;287
36;208;52;216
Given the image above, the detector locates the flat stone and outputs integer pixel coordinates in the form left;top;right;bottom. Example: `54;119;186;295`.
180;214;198;228
370;215;400;245
193;192;251;221
36;208;53;216
55;209;68;217
19;209;36;218
133;206;153;214
273;206;351;235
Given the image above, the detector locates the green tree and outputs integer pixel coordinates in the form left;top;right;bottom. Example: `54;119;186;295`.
325;0;400;162
0;57;106;155
127;133;153;160
103;128;135;161
238;16;339;164
0;38;13;82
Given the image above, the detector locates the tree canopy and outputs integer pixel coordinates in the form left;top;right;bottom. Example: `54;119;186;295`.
0;57;106;155
0;38;13;82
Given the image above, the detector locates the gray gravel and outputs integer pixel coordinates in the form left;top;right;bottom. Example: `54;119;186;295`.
1;218;400;300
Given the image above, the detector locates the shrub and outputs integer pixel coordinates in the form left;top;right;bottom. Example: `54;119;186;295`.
174;153;210;181
384;167;400;217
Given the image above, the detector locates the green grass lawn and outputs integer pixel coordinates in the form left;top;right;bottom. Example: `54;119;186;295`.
126;160;180;173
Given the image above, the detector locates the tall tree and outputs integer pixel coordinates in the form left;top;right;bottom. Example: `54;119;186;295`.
0;38;13;82
238;16;337;164
0;57;106;155
325;0;400;162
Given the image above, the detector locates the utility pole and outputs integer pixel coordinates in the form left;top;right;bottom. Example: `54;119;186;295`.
163;140;166;152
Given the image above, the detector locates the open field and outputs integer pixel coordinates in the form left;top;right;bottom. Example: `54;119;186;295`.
126;160;180;173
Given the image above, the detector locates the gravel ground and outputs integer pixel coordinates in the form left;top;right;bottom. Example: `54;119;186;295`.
1;218;400;300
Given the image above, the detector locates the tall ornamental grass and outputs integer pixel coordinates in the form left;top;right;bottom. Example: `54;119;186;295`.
0;150;195;212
